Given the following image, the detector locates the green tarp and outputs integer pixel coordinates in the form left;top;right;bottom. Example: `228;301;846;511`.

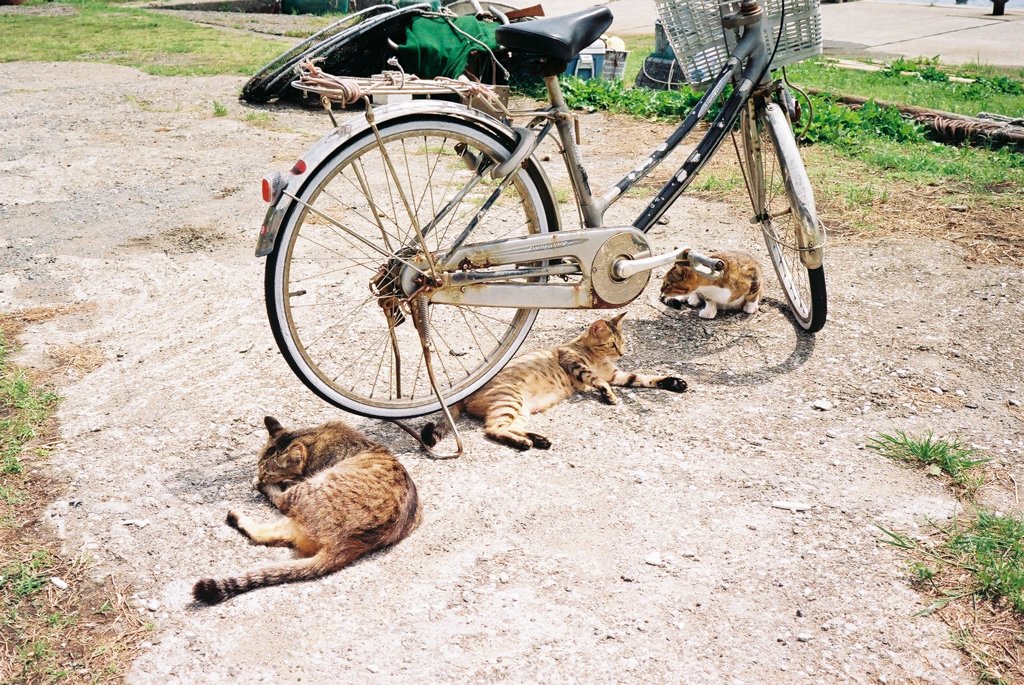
396;15;499;79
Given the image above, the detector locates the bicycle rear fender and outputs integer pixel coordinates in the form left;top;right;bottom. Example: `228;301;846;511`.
256;101;560;257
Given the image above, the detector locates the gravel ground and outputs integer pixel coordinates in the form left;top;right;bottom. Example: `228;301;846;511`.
3;61;1023;683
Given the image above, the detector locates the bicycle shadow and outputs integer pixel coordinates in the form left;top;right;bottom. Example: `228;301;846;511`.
623;297;817;387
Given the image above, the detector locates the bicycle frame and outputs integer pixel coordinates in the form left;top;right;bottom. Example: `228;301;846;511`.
548;20;770;232
389;9;777;310
260;3;781;311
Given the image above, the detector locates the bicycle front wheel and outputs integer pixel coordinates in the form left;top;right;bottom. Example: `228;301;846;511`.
266;115;558;419
738;98;827;333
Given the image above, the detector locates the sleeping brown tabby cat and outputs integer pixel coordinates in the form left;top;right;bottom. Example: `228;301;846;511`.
421;313;687;451
660;251;763;320
192;416;421;605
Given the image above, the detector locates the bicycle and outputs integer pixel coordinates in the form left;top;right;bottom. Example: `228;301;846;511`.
255;0;828;452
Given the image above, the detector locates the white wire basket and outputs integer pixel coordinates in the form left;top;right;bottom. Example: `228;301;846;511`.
655;0;822;87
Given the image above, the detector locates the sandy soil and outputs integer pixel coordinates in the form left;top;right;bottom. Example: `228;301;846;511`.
3;61;1023;683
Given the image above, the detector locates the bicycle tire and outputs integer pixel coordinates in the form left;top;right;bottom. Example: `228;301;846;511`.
738;97;827;333
265;114;558;419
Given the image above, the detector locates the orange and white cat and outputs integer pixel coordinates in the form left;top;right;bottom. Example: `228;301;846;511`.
660;251;762;319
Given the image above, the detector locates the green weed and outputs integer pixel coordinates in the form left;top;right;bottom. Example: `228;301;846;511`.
789;57;1024;117
559;76;706;121
948;512;1024;611
1;552;52;598
878;510;1024;682
691;174;743;193
212;100;228;117
0;484;24;505
867;431;988;492
243;111;279;130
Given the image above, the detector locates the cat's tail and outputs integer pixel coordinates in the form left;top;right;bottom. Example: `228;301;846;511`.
419;402;463;447
748;270;762;301
192;546;360;605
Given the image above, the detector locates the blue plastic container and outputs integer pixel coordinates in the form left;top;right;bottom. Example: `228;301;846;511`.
564;41;606;80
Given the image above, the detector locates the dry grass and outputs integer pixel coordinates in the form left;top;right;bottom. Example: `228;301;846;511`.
1;307;146;684
690;138;1024;264
939;594;1024;684
47;345;105;379
883;519;1024;685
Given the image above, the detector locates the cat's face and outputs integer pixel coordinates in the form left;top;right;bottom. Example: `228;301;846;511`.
254;416;308;489
659;262;707;301
585;312;627;358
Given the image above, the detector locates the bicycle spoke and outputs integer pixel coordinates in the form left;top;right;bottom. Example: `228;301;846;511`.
275;122;548;416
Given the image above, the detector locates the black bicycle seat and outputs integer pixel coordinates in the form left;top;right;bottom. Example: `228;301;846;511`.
495;7;613;62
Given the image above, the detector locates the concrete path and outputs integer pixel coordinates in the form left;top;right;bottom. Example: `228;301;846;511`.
538;0;1024;67
821;1;1024;67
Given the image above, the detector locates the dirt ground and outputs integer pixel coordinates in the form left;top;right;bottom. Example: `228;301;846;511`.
3;61;1023;683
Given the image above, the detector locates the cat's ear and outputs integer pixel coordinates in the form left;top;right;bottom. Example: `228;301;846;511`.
609;312;626;328
285;442;308;470
264;416;285;438
588;319;611;337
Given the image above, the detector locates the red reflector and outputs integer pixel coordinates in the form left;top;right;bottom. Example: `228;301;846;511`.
260;224;268;235
291;159;307;175
261;178;271;203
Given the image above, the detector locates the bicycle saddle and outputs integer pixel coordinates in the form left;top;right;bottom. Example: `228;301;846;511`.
495;7;613;62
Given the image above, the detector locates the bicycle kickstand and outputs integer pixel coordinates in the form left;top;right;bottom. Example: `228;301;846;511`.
391;294;465;460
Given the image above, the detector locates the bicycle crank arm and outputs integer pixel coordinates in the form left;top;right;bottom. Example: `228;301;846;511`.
411;227;654;309
613;247;725;280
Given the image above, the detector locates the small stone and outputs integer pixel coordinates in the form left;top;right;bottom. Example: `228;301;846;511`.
965;402;979;409
367;665;380;674
797;633;812;642
929;387;943;395
949;204;968;212
50;577;69;591
620;574;635;582
812;400;833;411
146;599;160;612
1009;398;1021;407
825;430;838;439
644;553;664;567
498;573;510;584
772;501;812;512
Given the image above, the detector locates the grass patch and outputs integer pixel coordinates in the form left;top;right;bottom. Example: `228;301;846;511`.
788;57;1024;118
880;512;1024;683
0;0;282;76
0;315;145;683
212;100;228;117
867;431;988;494
622;34;654;89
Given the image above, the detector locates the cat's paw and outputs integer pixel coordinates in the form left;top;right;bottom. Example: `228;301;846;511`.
420;422;438;447
698;306;718;319
660;295;684;310
259;483;283;501
226;511;252;540
527;432;552;450
743;300;759;314
686;292;702;307
657;377;688;393
600;388;619;405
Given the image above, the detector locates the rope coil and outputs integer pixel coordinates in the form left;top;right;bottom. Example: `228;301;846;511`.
291;58;507;114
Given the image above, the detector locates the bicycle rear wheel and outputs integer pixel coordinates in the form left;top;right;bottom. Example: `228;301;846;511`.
266;115;558;419
738;97;827;333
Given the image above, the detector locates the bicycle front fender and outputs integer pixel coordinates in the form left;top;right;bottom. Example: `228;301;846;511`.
255;100;559;257
763;102;824;270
